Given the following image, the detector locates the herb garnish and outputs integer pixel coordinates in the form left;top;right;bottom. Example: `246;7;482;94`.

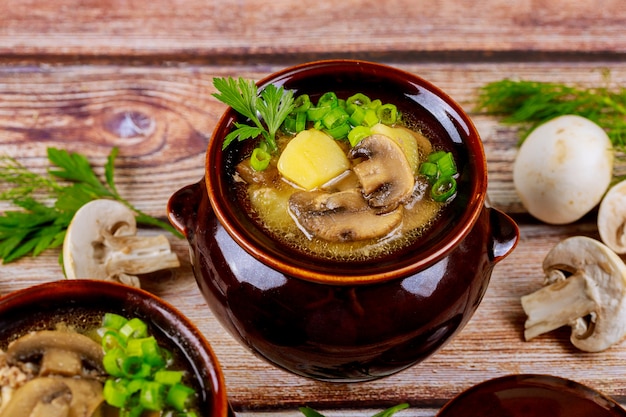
0;147;181;263
475;79;626;150
299;403;409;417
212;77;295;153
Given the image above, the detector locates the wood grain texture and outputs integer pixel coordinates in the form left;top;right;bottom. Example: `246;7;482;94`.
1;0;626;60
2;60;626;416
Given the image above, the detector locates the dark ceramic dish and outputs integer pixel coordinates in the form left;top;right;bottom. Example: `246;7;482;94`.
0;279;230;417
437;374;626;417
168;60;519;382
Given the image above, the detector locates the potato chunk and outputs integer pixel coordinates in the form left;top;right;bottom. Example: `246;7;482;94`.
278;129;350;190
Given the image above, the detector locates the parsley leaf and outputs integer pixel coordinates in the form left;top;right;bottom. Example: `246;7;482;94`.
0;147;182;264
213;77;295;152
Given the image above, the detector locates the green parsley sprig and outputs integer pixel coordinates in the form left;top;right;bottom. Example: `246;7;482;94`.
300;403;409;417
212;77;295;153
0;147;182;263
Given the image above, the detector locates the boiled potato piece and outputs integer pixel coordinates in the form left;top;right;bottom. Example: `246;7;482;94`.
278;129;350;190
370;123;427;174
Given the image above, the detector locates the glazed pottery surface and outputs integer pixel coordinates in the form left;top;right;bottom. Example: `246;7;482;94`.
168;60;519;382
437;374;626;417
0;279;230;417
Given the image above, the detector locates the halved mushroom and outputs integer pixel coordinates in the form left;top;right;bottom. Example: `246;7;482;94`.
598;179;626;254
349;134;415;211
0;377;72;417
521;236;626;352
6;330;104;376
63;199;180;288
289;189;403;242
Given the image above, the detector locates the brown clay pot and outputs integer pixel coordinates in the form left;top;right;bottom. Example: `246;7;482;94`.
168;60;519;382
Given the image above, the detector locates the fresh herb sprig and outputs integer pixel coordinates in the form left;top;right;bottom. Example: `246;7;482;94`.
300;403;409;417
475;79;626;150
0;147;182;263
212;77;295;153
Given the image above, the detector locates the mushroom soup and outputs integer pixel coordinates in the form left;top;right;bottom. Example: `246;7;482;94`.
0;308;202;417
226;88;459;262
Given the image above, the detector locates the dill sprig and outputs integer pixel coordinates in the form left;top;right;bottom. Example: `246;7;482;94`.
0;147;181;263
475;79;626;151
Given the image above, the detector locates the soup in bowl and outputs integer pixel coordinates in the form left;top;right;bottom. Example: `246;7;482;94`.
0;280;229;417
168;60;519;382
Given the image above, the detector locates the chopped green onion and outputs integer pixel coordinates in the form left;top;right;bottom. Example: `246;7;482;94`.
166;383;196;412
250;147;271;171
346;92;371;110
102;330;126;352
103;313;129;330
419;161;439;183
282;115;297;134
348;125;371;147
322;106;349;130
435;152;457;178
104;379;130;408
306;105;331;122
293;94;311;113
376;103;398;125
140;381;166;411
294;111;307;132
427;150;448;163
119;318;148;341
317;91;339;108
325;122;351;139
431;176;457;202
103;347;126;377
155;370;184;385
368;98;382;109
363;109;379;127
348;105;366;126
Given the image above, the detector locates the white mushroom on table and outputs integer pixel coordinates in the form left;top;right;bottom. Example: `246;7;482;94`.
521;236;626;352
62;199;180;288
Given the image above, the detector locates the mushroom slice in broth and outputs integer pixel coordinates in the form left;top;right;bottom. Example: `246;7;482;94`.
349;134;415;212
289;189;403;242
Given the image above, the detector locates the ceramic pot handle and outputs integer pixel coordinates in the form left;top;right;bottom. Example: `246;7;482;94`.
488;207;519;263
167;180;205;238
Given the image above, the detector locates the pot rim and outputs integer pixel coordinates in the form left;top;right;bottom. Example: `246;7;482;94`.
205;59;488;285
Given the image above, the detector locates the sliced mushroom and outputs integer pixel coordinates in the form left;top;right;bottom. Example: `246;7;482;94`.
60;378;104;417
289;189;403;242
598;179;626;254
6;330;104;376
349;134;415;211
0;377;72;417
521;236;626;352
63;199;180;288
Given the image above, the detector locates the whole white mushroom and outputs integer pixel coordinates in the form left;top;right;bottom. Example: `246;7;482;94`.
513;115;613;224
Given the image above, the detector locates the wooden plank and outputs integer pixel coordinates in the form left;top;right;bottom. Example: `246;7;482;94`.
1;0;626;59
1;61;626;414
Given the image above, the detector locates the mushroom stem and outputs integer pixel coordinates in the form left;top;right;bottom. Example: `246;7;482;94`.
521;273;597;340
104;233;181;275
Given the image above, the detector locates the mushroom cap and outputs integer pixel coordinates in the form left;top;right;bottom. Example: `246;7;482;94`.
598;179;626;254
513;115;613;224
543;236;626;351
289;189;403;242
63;199;137;280
349;134;415;211
6;330;105;374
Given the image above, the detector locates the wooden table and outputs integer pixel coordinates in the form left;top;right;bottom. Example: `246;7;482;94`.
2;0;626;415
